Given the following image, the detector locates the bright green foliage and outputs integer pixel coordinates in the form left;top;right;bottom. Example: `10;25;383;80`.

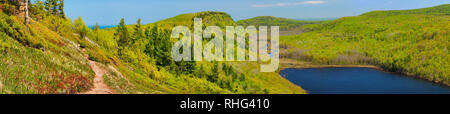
0;0;19;15
0;12;95;94
148;11;236;29
29;0;46;21
116;18;130;49
92;23;100;31
0;14;33;46
0;37;10;52
281;4;450;85
361;4;450;17
237;16;320;31
43;0;65;18
73;16;89;39
58;0;65;18
0;1;108;94
132;18;143;44
93;12;305;94
143;25;173;67
1;2;304;94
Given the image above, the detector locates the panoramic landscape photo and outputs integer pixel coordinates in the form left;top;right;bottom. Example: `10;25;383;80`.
0;0;449;94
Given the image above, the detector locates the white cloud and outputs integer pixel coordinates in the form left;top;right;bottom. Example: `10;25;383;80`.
252;1;327;8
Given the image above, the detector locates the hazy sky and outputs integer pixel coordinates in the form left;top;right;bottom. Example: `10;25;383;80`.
62;0;450;25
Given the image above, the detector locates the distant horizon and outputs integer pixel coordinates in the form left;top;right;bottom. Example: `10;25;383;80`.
64;0;450;25
87;16;340;26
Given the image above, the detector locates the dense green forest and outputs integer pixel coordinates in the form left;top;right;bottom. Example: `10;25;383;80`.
281;4;450;86
237;16;321;31
0;1;304;94
237;16;323;36
88;11;304;94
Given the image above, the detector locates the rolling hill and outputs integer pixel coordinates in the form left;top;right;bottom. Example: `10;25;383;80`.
281;4;450;86
237;16;322;36
150;11;236;29
237;16;320;30
361;4;450;16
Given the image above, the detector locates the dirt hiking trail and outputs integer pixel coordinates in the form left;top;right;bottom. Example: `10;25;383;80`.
80;49;115;94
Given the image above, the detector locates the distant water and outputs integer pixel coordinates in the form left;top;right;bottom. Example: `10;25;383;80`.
281;68;450;94
295;17;339;21
88;25;116;29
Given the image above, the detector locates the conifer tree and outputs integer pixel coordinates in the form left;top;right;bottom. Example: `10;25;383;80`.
29;0;46;21
144;26;158;57
58;0;65;18
116;18;130;56
43;0;64;17
93;23;100;31
44;0;57;14
73;16;89;38
132;18;143;44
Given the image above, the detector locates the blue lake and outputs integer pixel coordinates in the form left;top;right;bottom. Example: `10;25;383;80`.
280;68;450;94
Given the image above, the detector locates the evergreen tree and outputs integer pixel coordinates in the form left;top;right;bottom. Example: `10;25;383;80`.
143;26;173;67
116;18;129;46
175;60;197;74
43;0;57;14
51;0;57;14
43;0;51;14
43;0;64;17
29;0;46;21
197;65;206;78
58;0;65;18
93;23;100;31
115;18;129;56
208;62;219;82
132;18;143;44
93;23;100;41
73;16;89;39
154;29;173;67
144;26;158;58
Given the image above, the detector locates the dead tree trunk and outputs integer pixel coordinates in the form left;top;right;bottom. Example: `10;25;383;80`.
24;0;29;24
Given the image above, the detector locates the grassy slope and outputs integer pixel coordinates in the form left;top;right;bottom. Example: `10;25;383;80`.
361;4;450;16
95;11;305;94
281;4;450;85
0;13;95;94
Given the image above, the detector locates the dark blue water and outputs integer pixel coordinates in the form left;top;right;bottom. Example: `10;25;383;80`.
281;68;450;94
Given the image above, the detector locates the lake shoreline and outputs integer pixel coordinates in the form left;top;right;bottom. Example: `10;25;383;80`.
279;58;450;87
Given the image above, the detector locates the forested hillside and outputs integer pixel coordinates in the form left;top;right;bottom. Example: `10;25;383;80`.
281;4;450;86
0;0;304;94
88;11;304;94
237;16;320;31
361;4;450;16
